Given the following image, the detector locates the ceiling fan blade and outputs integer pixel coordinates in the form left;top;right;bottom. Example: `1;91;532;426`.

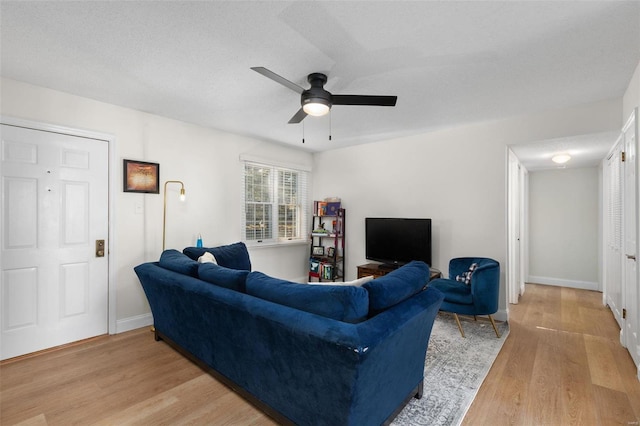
332;95;397;107
288;108;308;124
251;67;304;94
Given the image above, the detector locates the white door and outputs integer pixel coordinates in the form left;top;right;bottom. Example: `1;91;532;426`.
1;124;109;360
606;137;624;329
623;110;640;369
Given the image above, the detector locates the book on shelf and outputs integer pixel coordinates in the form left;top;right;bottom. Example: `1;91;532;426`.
322;264;333;280
309;260;339;281
309;259;320;274
326;202;341;215
315;201;327;216
314;200;342;216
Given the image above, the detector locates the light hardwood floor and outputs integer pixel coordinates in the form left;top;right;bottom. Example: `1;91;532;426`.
463;283;640;425
1;283;639;425
0;329;277;425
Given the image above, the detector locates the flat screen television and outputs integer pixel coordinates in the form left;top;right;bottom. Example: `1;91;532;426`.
365;218;432;268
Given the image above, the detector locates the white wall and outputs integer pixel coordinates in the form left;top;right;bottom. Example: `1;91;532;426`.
528;168;599;289
624;60;640;120
312;98;621;318
0;77;313;331
1;69;632;328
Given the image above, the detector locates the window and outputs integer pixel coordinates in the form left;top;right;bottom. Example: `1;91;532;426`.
242;161;308;244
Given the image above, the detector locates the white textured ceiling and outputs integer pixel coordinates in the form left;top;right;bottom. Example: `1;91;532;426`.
509;131;620;171
1;1;639;157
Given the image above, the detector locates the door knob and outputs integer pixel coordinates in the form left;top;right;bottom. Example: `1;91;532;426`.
626;254;636;260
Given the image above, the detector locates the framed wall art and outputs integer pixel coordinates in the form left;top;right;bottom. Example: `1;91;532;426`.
123;159;160;193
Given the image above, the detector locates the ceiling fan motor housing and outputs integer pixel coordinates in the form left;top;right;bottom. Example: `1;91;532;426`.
302;73;332;108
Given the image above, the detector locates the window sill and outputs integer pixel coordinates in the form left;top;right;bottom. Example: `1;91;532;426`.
245;239;310;249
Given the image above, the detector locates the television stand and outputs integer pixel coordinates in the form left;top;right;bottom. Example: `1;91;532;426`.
357;263;441;281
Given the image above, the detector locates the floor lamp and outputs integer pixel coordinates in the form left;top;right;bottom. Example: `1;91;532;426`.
162;180;186;251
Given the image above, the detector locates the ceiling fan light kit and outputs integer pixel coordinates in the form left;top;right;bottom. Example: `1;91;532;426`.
303;100;330;116
251;67;397;124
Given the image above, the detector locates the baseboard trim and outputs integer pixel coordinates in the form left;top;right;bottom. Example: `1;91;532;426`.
527;276;598;291
116;313;153;334
493;309;508;323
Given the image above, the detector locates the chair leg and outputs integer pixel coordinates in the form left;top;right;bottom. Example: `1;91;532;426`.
488;314;501;338
453;313;465;338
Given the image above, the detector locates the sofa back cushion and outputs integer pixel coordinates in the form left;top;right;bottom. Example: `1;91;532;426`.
159;249;199;277
198;263;250;292
183;242;251;271
363;260;430;315
307;275;374;287
245;272;369;323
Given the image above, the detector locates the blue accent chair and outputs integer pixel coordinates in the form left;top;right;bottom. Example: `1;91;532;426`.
429;257;501;338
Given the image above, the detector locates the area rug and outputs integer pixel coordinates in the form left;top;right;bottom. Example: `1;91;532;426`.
392;312;510;426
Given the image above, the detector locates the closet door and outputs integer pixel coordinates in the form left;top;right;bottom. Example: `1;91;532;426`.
622;109;639;371
605;135;624;329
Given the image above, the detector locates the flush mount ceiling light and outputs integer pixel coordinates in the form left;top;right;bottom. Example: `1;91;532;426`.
552;153;571;164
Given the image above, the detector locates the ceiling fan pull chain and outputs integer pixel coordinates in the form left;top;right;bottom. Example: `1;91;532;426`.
302;120;305;144
329;111;332;141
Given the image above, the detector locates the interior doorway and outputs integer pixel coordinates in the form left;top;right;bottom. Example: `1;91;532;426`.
507;148;527;305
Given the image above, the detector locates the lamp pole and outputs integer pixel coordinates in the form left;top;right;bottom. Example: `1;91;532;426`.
162;180;186;251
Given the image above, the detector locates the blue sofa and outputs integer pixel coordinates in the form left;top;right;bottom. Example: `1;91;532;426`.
134;242;443;425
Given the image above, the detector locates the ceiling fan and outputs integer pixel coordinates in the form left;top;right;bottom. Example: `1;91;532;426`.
251;67;398;124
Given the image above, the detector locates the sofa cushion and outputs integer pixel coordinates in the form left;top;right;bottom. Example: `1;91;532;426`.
245;272;369;323
198;263;249;292
158;249;199;277
183;242;251;271
363;261;430;315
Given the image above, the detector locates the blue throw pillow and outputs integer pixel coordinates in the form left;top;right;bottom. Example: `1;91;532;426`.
198;263;249;292
245;272;369;323
183;242;251;271
363;261;430;315
159;249;199;277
